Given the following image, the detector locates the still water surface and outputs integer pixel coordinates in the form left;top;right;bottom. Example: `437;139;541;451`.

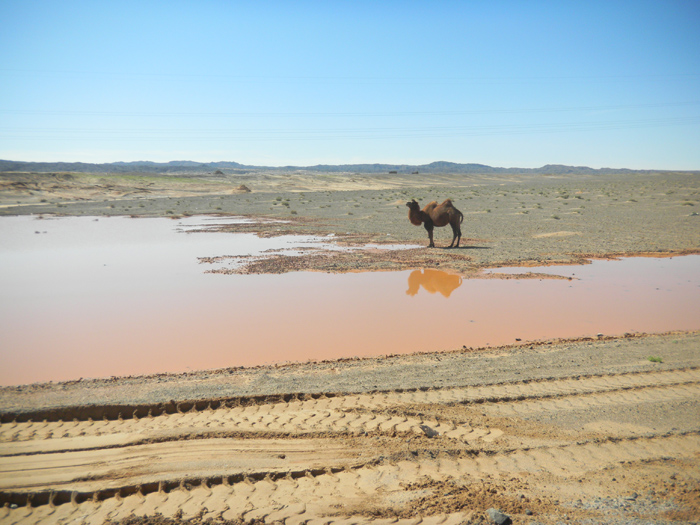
1;215;698;386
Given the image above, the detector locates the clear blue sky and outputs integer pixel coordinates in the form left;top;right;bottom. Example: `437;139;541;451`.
1;0;699;169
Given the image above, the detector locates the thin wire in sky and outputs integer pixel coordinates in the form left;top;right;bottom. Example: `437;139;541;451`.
2;68;699;85
1;101;699;119
2;115;698;143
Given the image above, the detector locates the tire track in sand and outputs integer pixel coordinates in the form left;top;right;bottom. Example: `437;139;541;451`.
1;433;698;524
3;367;698;426
1;367;699;523
2;368;697;447
480;382;700;417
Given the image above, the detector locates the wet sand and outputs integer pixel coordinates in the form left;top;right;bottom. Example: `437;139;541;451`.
1;169;699;523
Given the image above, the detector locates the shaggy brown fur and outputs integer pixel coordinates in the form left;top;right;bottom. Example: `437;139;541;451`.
406;199;464;248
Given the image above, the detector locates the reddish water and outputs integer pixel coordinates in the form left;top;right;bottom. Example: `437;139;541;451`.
1;216;699;385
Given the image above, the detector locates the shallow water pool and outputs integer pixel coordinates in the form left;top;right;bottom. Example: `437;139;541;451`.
1;215;698;385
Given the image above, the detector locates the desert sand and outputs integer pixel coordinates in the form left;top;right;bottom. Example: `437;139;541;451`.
0;169;699;524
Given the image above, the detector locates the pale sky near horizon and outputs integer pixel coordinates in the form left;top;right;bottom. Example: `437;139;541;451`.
1;1;699;169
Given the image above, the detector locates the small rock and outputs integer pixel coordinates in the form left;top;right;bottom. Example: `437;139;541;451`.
625;492;638;501
525;509;533;516
419;424;439;438
486;507;511;525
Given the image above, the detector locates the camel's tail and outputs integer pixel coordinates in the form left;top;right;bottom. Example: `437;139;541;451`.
459;210;464;224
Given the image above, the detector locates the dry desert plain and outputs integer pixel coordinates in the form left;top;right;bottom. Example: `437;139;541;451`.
0;169;699;524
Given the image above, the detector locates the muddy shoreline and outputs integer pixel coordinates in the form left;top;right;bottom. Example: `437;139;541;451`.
1;331;698;418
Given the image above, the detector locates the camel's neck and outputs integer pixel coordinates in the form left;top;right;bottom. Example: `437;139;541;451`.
408;208;424;226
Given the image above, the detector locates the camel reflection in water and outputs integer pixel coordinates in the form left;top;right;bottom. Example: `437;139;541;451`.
406;269;463;298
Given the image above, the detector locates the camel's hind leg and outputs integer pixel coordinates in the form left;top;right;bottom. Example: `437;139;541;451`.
424;222;435;248
448;221;461;248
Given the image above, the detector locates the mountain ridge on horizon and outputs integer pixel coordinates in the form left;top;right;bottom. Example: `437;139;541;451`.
0;159;695;175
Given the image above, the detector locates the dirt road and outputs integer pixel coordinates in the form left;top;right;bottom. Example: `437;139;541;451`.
1;332;699;524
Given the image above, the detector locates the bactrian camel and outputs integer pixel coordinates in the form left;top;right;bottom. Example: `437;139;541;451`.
406;199;464;248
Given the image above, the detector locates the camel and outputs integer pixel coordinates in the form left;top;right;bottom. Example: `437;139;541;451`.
406;198;463;248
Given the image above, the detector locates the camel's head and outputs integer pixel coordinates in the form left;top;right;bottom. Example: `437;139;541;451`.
406;199;423;226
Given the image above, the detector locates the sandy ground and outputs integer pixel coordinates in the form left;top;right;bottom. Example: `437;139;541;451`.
1;170;699;524
2;169;699;273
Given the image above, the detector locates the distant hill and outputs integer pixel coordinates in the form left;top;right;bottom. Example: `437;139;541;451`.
0;159;693;176
0;160;250;174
